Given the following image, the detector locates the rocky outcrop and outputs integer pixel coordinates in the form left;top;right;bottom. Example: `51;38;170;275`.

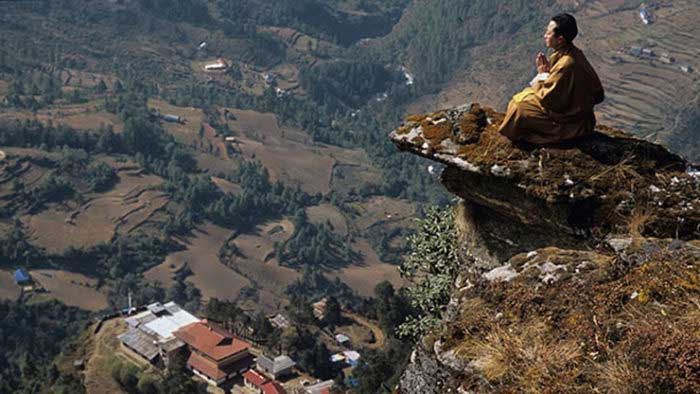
391;104;700;393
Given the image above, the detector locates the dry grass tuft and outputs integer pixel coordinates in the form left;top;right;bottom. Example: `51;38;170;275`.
592;357;639;394
456;321;582;392
627;208;651;238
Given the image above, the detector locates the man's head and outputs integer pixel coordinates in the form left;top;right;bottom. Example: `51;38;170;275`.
545;13;578;48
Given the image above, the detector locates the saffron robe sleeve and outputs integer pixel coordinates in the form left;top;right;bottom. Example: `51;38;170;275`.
498;49;602;144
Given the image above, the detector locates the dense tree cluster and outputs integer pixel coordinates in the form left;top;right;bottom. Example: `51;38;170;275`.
300;60;403;109
285;265;358;306
0;301;89;394
351;282;415;393
275;209;351;268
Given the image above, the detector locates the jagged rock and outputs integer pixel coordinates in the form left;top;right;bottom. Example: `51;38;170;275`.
401;238;700;393
393;104;700;393
400;347;461;394
391;103;700;262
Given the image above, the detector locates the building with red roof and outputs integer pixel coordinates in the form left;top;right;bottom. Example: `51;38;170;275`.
173;320;254;386
261;380;286;394
242;369;287;394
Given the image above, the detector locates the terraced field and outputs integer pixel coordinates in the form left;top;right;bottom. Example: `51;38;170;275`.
28;269;108;311
582;0;700;142
23;166;167;253
144;222;251;301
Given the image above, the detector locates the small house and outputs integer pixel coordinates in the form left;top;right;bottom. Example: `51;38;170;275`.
204;58;228;71
14;269;31;285
630;46;643;57
256;354;296;379
243;369;287;394
681;65;693;73
660;53;675;64
305;380;334;394
268;314;290;330
163;114;182;123
330;353;345;363
312;298;327;320
639;8;653;25
342;351;360;367
334;333;350;346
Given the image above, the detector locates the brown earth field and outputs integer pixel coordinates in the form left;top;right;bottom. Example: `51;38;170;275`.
144;222;251;301
194;151;237;175
28;269;108;311
328;238;406;297
350;196;417;231
142;100;381;195
147;98;205;146
0;270;21;301
0;80;8;95
23;167;167;253
227;219;299;309
306;203;349;235
226;108;379;194
211;176;242;195
0;100;124;133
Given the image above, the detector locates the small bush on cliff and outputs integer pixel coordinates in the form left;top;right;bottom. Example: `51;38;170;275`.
398;206;459;339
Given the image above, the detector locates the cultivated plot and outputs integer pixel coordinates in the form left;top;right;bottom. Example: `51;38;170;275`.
29;269;108;311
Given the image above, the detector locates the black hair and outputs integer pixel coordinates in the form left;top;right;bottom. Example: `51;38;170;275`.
551;13;578;43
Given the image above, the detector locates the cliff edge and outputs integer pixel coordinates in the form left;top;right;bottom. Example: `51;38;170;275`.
391;104;700;393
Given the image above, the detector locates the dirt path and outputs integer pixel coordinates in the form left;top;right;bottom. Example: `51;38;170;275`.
343;312;386;350
84;319;127;394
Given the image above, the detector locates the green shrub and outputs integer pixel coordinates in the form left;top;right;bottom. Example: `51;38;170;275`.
398;206;459;339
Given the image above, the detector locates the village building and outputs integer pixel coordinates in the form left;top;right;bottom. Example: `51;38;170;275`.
14;269;31;285
268;313;290;330
330;353;345;363
681;65;693;73
242;369;287;394
118;302;199;367
162;114;183;123
312;298;327;320
173;319;254;387
639;8;653;25
304;380;334;394
342;351;361;367
660;53;675;64
204;58;228;71
256;354;296;379
334;333;350;347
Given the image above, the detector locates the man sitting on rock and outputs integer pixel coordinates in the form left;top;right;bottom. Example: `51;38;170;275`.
498;13;604;144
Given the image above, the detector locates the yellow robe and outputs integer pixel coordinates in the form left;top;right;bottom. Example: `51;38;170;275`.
498;44;605;144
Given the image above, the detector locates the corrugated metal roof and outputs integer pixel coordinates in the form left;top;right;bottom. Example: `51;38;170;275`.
144;308;199;339
125;310;157;328
258;354;295;374
118;329;159;361
305;380;334;394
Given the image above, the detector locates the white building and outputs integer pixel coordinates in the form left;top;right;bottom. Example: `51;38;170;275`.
205;58;228;71
118;301;200;366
